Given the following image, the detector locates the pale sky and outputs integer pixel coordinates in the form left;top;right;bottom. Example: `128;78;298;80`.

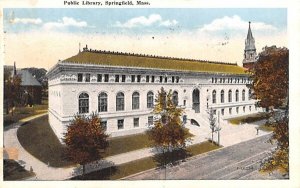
3;8;287;70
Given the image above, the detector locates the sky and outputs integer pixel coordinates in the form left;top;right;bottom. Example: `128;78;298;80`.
3;8;287;70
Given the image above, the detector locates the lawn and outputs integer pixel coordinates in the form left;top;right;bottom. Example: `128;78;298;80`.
4;159;35;180
17;115;74;167
71;141;221;180
17;115;155;167
228;112;269;125
4;100;48;127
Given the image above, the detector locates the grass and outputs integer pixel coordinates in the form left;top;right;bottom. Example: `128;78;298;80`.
228;112;269;125
258;124;275;132
3;159;35;180
4;99;48;127
17;115;74;167
71;141;221;180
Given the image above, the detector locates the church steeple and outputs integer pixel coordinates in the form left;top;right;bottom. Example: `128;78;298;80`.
243;21;257;68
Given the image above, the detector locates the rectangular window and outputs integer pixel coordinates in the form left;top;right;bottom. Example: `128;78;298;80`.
137;75;141;82
101;120;107;131
134;118;139;128
78;73;83;82
151;76;155;83
164;77;168;83
104;74;109;82
85;73;90;82
131;75;135;82
176;76;180;83
183;100;186;106
117;119;124;130
122;75;126;82
213;110;217;115
148;116;153;125
229;108;232;115
146;75;150;83
160;76;163;83
97;74;102;82
236;107;239;114
221;109;224;116
115;75;119;82
172;76;175;83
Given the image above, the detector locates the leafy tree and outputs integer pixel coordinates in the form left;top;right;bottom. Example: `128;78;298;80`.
147;87;191;152
207;108;217;144
248;46;289;175
63;113;109;176
4;73;22;115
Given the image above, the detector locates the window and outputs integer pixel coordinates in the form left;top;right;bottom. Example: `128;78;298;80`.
148;116;153;125
101;120;107;131
243;106;246;113
221;109;224;115
117;119;124;130
104;74;109;82
98;92;108;112
183;100;186;106
134;118;139;127
176;76;179;83
236;107;239;114
147;91;154;108
151;76;155;83
115;75;119;82
221;90;224;103
146;75;150;82
85;73;90;82
172;91;178;106
164;77;168;83
213;110;217;115
116;92;125;111
242;89;245;101
97;74;102;82
248;89;251;100
131;75;135;82
212;90;216;104
235;90;239;102
137;75;141;82
122;75;126;82
132;92;140;110
79;92;89;114
228;90;232;103
160;76;163;83
212;77;214;83
172;76;175;83
229;108;232;115
249;106;252;111
78;73;83;82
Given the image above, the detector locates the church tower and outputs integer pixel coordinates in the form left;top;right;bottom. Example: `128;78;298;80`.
243;22;257;69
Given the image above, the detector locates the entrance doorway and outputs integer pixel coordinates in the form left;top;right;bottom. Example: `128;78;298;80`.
192;89;200;113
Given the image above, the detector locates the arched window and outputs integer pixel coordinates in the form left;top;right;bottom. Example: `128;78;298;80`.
132;92;140;110
221;90;224;103
79;92;89;114
98;92;107;112
228;90;232;103
116;92;124;111
147;91;154;108
242;89;245;101
172;91;178;106
212;90;216;104
235;89;239;102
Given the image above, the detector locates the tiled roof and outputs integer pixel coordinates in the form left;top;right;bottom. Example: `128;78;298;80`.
17;70;42;86
63;50;247;75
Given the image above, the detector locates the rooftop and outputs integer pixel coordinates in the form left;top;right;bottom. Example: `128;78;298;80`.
62;48;247;75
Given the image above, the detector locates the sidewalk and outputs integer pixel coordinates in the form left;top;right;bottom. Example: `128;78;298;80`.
3;113;271;180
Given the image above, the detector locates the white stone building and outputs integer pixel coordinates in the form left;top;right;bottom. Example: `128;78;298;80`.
47;23;261;142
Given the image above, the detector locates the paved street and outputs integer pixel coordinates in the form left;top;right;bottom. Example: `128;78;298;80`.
125;134;286;180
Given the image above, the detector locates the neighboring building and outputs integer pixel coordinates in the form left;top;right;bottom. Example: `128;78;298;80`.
47;25;262;142
243;22;258;69
4;63;43;105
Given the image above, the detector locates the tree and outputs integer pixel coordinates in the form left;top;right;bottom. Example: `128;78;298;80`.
63;113;109;176
4;73;22;115
147;87;191;152
248;46;289;175
207;108;217;144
